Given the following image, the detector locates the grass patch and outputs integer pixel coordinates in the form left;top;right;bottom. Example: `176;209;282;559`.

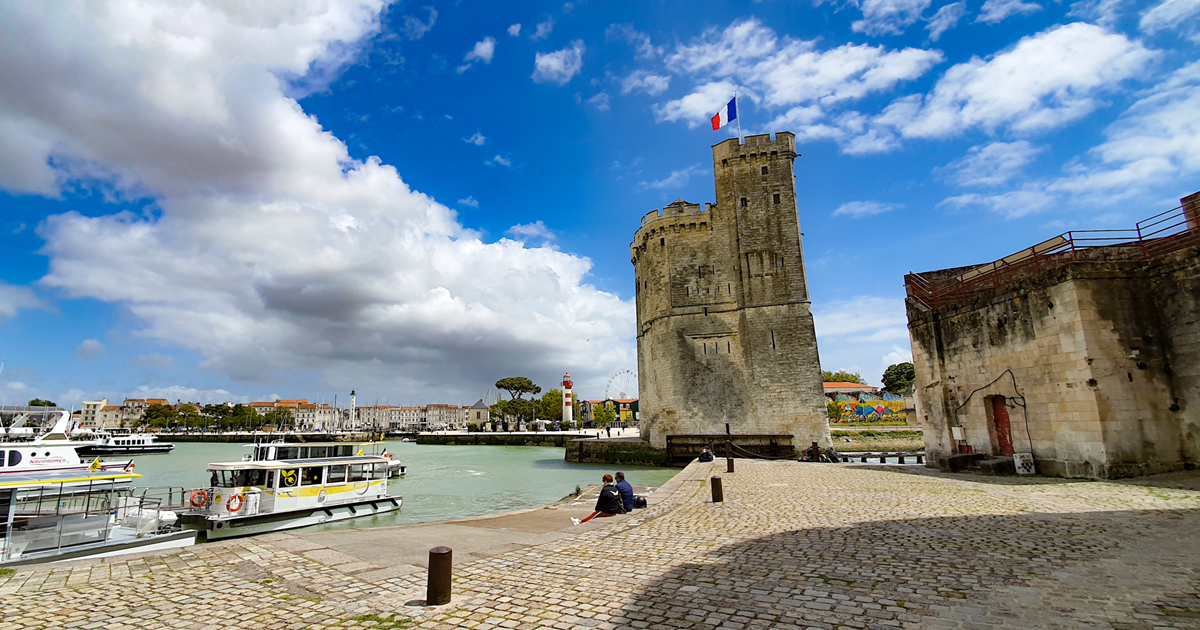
0;568;14;578
347;613;413;628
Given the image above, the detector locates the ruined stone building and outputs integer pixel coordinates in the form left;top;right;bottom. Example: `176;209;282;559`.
905;191;1200;478
631;132;829;450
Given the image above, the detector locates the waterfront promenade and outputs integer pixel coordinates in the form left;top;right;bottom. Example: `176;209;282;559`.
4;461;1199;629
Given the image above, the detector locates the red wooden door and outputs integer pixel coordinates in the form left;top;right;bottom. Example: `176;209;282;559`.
992;396;1013;456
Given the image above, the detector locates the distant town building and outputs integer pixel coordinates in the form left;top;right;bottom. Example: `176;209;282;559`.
80;398;107;428
468;399;489;425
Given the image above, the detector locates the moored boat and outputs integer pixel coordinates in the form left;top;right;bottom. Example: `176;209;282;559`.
0;411;132;481
242;440;405;477
75;431;175;457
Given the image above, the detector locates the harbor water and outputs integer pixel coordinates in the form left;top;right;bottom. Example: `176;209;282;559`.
124;440;680;533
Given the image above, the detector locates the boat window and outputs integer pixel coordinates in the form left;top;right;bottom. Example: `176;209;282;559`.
265;446;275;460
339;446;355;456
372;463;389;479
349;465;367;482
265;471;276;489
0;450;4;467
6;451;16;467
309;446;329;459
279;468;299;488
300;467;323;486
327;465;347;484
278;447;300;460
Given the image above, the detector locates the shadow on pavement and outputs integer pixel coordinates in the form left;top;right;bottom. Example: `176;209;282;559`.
619;507;1200;629
857;462;1200;491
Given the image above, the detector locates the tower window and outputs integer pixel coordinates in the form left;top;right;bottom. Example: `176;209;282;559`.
761;166;768;175
727;341;731;353
771;330;776;350
773;194;781;205
740;197;748;208
660;237;664;246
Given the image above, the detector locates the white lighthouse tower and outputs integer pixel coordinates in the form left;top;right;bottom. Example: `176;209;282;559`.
349;390;357;430
562;373;574;428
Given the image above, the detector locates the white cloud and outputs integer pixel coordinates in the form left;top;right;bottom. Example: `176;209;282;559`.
852;0;934;36
533;40;585;85
129;353;176;369
2;1;634;401
530;18;554;41
1069;0;1124;26
606;24;662;58
401;7;437;40
120;385;248;406
1139;0;1200;35
487;154;513;167
940;189;1057;218
464;37;496;64
665;19;779;77
880;345;914;369
977;0;1043;23
653;81;739;127
506;221;556;242
926;2;967;41
458;196;479;208
832;201;901;218
463;132;486;146
621;71;671;96
638;164;706;190
813;296;910;342
507;23;521;37
940;140;1045;187
892;23;1156;138
75;339;106;359
586;92;611;111
0;281;48;321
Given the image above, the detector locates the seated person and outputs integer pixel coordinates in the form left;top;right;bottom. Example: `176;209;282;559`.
572;474;625;524
614;471;635;512
698;446;715;462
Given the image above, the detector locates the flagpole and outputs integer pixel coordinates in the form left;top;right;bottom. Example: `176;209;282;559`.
735;91;742;144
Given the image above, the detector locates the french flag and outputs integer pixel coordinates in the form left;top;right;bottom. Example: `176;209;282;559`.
710;97;737;131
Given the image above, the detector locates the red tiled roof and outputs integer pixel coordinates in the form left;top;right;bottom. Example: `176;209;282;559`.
823;382;876;389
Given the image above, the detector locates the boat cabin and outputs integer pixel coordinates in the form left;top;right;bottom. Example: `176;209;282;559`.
195;455;392;518
246;442;368;461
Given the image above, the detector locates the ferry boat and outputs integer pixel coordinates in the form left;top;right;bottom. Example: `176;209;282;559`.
0;411;132;480
75;431;175;457
176;454;401;540
0;469;195;565
242;441;405;478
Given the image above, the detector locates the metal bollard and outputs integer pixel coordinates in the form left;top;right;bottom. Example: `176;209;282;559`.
726;440;734;473
710;476;724;503
426;546;452;605
917;454;925;464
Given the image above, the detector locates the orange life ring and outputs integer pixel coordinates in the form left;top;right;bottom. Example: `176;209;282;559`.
226;494;244;512
189;490;208;507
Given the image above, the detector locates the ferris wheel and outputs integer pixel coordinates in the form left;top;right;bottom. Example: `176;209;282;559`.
605;369;638;400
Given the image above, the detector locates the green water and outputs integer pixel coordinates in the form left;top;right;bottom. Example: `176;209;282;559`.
125;441;678;531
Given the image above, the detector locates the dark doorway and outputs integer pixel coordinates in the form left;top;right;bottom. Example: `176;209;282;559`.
991;396;1013;456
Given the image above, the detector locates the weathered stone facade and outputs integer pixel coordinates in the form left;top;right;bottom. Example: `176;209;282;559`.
905;192;1200;478
631;132;828;450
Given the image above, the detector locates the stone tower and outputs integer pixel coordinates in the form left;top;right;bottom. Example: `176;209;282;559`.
631;132;829;450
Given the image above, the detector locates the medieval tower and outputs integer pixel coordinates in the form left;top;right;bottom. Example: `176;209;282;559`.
631;132;829;450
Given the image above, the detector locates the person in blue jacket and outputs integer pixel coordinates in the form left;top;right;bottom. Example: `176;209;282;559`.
614;471;635;512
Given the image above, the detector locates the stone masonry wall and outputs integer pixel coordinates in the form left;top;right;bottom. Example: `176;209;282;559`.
632;132;828;451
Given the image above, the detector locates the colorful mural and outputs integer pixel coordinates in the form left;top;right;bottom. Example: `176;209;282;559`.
832;399;905;422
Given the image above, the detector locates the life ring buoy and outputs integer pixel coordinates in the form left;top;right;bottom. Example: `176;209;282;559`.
226;494;244;512
189;490;208;507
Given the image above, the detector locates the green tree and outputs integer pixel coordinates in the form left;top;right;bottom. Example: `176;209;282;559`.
881;362;916;393
592;402;616;426
822;370;866;384
538;389;563;423
263;407;293;430
495;377;541;401
177;404;202;429
27;398;56;407
827;401;844;422
141;403;176;429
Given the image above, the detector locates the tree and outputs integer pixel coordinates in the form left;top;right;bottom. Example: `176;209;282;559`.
538;389;563;423
827;401;844;422
822;370;865;384
495;377;541;400
592;402;616;426
882;362;916;393
27;398;56;407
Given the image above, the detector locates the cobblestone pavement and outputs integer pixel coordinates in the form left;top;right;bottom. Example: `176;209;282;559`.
3;462;1199;629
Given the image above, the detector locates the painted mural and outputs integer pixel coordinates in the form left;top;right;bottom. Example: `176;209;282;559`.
830;399;906;422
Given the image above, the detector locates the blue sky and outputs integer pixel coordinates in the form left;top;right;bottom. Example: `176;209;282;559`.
0;0;1197;407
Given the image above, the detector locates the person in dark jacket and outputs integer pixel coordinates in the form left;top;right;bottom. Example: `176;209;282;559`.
572;474;624;524
698;447;715;462
614;471;635;512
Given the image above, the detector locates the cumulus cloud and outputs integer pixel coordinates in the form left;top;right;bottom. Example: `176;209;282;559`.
1;1;633;401
852;0;934;36
530;18;554;41
638;165;706;190
463;132;486;146
940;188;1057;218
75;339;106;359
533;40;585;85
888;23;1156;138
458;196;479;208
401;7;437;40
940;141;1045;187
487;154;513;167
620;71;670;96
1139;0;1200;35
926;2;967;41
832;201;901;218
606;24;662;58
507;23;521;37
0;281;48;321
977;0;1042;23
654;81;740;127
585;92;611;111
813;296;911;383
506;221;556;242
457;36;496;73
129;353;176;369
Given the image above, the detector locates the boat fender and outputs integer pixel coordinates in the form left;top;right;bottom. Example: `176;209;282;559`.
189;490;209;507
226;494;244;512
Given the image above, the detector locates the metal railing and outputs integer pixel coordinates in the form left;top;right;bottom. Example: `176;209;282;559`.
909;203;1200;310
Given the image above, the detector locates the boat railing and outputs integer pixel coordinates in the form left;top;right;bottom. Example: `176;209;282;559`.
133;486;197;511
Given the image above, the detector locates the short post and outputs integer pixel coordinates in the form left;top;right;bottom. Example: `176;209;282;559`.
426;546;452;605
725;424;734;473
897;455;905;464
710;476;723;503
860;456;867;463
879;454;886;464
917;454;924;464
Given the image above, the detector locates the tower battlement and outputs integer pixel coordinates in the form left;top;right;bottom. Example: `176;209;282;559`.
632;130;827;452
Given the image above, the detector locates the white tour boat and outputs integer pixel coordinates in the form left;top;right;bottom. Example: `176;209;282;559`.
0;469;195;565
75;431;175;457
242;440;406;478
176;454;401;540
0;411;132;480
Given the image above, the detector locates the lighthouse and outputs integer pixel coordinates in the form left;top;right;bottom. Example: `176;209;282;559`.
562;373;574;428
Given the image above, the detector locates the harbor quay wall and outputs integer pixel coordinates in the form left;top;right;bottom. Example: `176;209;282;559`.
564;438;671;466
166;432;381;443
416;433;578;447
